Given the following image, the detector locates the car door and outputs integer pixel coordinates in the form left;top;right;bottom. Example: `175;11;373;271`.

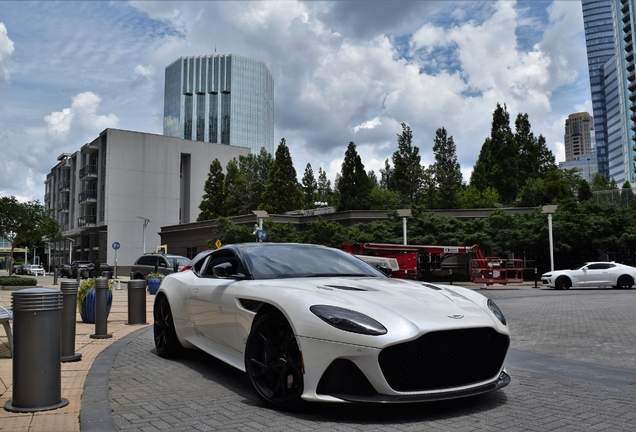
580;263;612;286
187;250;244;352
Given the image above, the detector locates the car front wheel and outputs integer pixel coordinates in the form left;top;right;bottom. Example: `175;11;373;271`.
153;295;184;358
615;275;634;289
245;311;304;410
555;276;571;290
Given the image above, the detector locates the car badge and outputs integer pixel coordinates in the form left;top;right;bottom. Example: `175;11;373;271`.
448;314;464;319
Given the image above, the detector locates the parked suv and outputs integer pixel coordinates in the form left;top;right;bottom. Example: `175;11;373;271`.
69;261;92;279
130;253;190;280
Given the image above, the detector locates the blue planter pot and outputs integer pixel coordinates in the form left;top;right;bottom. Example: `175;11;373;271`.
80;288;113;324
147;278;161;295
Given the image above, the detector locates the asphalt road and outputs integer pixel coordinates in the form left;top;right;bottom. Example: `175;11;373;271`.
96;285;636;432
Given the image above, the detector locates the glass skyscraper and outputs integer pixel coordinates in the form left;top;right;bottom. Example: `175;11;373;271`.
163;54;275;155
582;0;615;180
610;0;636;183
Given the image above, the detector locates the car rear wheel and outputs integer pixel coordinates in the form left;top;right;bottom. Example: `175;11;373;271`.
555;276;571;290
245;311;304;410
616;275;633;289
153;295;184;358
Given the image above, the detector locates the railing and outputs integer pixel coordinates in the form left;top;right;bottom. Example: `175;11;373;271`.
78;215;96;227
58;202;70;212
79;165;97;179
78;190;97;203
58;180;70;191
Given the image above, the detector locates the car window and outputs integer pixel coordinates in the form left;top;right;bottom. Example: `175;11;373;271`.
587;263;609;270
203;251;241;278
168;256;191;268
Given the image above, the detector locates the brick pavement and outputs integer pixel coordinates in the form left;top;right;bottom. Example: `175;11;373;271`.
2;276;636;431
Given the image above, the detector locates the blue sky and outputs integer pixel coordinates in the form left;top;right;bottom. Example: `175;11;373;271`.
0;1;590;201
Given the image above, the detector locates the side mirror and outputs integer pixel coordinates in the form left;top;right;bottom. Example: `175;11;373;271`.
375;264;393;277
213;262;245;279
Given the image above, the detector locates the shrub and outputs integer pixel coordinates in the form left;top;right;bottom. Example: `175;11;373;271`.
0;276;38;286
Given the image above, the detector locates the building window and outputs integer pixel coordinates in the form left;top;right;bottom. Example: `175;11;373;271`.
186;247;197;259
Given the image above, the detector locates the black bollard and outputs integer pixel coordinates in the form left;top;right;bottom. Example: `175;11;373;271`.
534;267;538;288
60;280;82;362
5;288;69;412
90;278;112;339
126;279;148;325
449;268;453;285
53;267;58;286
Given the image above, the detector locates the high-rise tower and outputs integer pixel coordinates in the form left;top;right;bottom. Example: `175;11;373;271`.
163;54;275;155
582;0;615;180
564;112;595;161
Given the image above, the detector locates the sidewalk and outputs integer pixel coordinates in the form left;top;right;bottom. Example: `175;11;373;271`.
0;275;154;432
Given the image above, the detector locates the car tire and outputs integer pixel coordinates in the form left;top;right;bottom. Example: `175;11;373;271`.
153;295;185;358
244;310;304;411
555;276;571;290
615;275;633;289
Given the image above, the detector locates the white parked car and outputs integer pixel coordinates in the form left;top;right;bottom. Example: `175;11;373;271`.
154;243;511;410
29;265;45;276
541;262;636;290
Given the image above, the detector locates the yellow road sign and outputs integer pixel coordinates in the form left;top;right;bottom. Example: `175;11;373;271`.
215;239;222;249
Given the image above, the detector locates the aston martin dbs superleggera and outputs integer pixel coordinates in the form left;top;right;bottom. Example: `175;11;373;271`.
153;243;510;410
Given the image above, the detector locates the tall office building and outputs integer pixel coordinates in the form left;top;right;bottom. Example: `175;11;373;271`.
610;0;636;183
163;54;275;155
564;112;595;160
582;0;615;180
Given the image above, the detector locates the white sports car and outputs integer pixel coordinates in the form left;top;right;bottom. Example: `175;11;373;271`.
541;262;636;290
153;243;511;410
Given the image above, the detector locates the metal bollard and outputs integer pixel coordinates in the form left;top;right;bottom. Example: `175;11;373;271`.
60;281;82;362
53;267;58;285
127;280;149;325
5;288;69;412
90;278;112;339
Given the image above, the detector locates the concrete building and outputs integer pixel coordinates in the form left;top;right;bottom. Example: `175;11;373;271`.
559;153;599;183
44;129;250;272
564;112;595;161
163;54;274;155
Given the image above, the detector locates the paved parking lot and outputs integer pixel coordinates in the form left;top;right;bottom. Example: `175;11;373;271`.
106;287;636;431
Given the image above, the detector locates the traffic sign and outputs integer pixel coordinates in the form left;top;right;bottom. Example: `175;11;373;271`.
112;242;120;250
256;229;267;241
215;239;222;248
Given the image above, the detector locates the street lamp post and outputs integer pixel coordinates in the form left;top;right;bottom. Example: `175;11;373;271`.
396;209;412;245
542;205;558;272
252;211;269;242
136;216;151;254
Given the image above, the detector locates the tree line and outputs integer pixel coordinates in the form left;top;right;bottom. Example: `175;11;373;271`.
198;103;624;220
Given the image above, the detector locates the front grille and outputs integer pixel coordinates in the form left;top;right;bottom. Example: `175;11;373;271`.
378;327;509;392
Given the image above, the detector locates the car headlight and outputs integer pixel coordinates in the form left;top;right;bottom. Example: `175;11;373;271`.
487;299;507;326
310;305;387;335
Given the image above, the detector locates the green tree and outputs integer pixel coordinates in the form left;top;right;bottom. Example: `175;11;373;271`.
209;217;254;245
260;138;304;214
392;123;423;205
301;163;318;208
316;167;332;205
223;159;243;216
198;159;225;221
591;172;609;191
336;142;371;211
368;186;402;210
432;127;462;209
621;181;634;208
457;185;499;209
515;113;555;185
471;103;518;204
0;196;62;275
577;179;593;201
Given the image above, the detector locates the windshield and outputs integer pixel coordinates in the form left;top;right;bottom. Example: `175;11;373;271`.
242;244;385;280
169;256;191;268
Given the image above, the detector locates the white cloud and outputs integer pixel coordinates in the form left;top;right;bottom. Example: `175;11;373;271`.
0;22;15;83
353;117;382;133
44;92;119;141
135;64;155;77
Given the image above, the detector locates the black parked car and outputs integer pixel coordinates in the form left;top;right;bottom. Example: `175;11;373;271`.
58;263;71;277
69;261;92;279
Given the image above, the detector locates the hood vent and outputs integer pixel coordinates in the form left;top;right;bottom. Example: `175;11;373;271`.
323;285;367;291
421;283;442;290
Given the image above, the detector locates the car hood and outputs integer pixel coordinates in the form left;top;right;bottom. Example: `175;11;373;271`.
238;276;502;345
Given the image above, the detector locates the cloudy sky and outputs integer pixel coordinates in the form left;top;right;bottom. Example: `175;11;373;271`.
0;0;590;202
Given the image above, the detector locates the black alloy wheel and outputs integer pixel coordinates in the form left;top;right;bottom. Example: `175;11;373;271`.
245;311;304;410
616;275;634;289
153;295;184;358
555;276;571;290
